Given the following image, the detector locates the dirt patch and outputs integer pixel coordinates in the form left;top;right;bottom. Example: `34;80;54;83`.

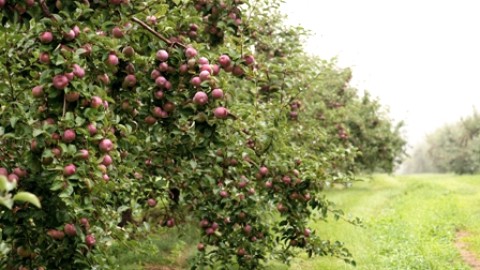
455;230;480;269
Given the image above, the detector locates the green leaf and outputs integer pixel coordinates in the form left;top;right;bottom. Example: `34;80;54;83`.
13;192;41;208
0;175;16;192
0;197;13;209
33;128;45;137
190;160;197;170
10;116;18;128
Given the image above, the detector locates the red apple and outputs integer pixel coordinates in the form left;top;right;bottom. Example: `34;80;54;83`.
78;149;89;160
47;229;65;240
145;115;157;125
122;46;135;58
155;76;167;87
106;53;119;66
13;168;26;178
112;26;124;38
163;102;175;113
198;57;209;65
244;55;255;65
199;70;210;81
218;55;231;68
193;91;208;105
97;73;110;85
90;96;103;109
80;218;90;230
264;181;273;189
232;65;244;76
151;69;160;80
87;123;97;135
166;218;175;228
63;29;76;41
32;86;44;98
51;147;62;158
156;49;169;62
219;190;228;198
185;47;197;59
72;64;85;78
81;43;93;56
99;139;113;152
199;64;212;73
52;75;69;90
211;64;220;75
179;64;188;74
211;88;223;99
154;90;164;100
237;248;246;256
158;62;168;72
85;234;96;247
243;224;252;234
39;52;50;64
123;74;136;87
73;25;81;36
213;107;228;119
206;227;215;235
63;164;76;176
259;166;268;176
199;219;209;228
65;92;80;102
238;180;247;189
147;198;157;207
64;223;77;237
62;129;76;143
65;72;75;81
8;174;19;183
190;76;201;87
152;106;163;118
39;32;53;44
102;154;113;166
146;15;157;25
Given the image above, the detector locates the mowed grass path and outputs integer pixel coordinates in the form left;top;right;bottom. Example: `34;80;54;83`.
283;174;480;270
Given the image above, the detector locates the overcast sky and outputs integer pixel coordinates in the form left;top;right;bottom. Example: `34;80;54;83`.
281;0;480;148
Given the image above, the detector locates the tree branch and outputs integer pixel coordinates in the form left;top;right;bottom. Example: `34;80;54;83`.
131;17;186;49
39;0;55;20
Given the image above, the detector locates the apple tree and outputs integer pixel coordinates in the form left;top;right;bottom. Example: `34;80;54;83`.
0;0;405;269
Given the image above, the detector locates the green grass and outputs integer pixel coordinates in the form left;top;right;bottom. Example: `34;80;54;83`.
286;174;480;270
107;224;199;269
115;174;480;269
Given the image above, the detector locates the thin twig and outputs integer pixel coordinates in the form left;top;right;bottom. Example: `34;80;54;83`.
62;95;67;117
39;0;55;20
131;17;186;49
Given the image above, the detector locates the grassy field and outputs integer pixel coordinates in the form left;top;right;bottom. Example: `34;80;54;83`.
117;174;480;269
284;174;480;270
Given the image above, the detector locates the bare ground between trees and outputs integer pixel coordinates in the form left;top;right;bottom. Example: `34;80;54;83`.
455;230;480;270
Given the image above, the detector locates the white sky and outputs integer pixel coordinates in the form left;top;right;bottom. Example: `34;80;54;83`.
281;0;480;148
